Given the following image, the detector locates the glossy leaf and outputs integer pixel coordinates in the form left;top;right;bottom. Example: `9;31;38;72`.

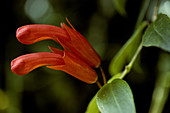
142;14;170;52
97;79;136;113
158;1;170;18
109;22;148;75
85;95;100;113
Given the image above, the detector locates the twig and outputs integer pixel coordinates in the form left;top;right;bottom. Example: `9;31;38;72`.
96;80;102;89
99;66;107;85
120;43;143;79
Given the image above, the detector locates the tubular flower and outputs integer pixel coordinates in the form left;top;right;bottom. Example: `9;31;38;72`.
16;25;71;44
16;19;101;68
11;47;98;83
11;52;65;75
48;47;98;83
11;19;101;84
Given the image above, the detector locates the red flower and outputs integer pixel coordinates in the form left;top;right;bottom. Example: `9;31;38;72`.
48;47;98;83
16;19;101;68
11;47;98;83
11;52;64;75
11;19;101;83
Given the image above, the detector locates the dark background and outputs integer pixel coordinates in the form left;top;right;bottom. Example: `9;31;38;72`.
0;0;169;113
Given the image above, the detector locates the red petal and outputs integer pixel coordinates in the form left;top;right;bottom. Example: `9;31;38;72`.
60;23;101;68
16;25;71;44
47;48;98;84
48;46;64;56
49;46;98;83
11;52;64;75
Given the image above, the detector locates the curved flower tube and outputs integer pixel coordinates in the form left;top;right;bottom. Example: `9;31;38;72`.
11;52;64;75
11;48;98;83
16;19;101;68
16;25;71;44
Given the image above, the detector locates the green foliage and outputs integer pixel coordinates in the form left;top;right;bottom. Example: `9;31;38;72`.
109;22;148;75
0;89;9;110
85;72;121;113
96;79;136;113
88;1;170;112
112;0;127;16
158;53;170;72
159;1;170;18
85;95;99;113
142;14;170;52
149;52;170;113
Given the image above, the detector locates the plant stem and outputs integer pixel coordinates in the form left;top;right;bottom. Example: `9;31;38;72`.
148;72;170;113
120;43;143;79
99;66;107;85
135;0;151;29
96;80;102;89
152;0;161;21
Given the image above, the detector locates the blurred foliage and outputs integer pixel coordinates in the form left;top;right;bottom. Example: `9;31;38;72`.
0;0;169;113
148;52;170;113
0;89;9;111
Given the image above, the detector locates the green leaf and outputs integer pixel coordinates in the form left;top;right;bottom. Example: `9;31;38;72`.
85;95;100;113
142;14;170;52
159;1;170;18
112;0;127;16
97;79;136;113
107;73;122;83
109;22;148;75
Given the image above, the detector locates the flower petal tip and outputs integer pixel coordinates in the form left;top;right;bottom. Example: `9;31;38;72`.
11;58;27;75
11;52;65;76
16;26;32;44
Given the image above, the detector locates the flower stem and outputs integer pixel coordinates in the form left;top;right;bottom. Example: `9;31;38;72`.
99;66;107;85
96;80;102;88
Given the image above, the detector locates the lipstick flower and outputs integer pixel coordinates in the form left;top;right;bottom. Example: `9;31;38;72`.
11;19;101;84
16;19;101;68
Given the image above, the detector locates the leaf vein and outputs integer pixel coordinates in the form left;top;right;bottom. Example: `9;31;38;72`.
153;23;168;44
110;84;123;113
